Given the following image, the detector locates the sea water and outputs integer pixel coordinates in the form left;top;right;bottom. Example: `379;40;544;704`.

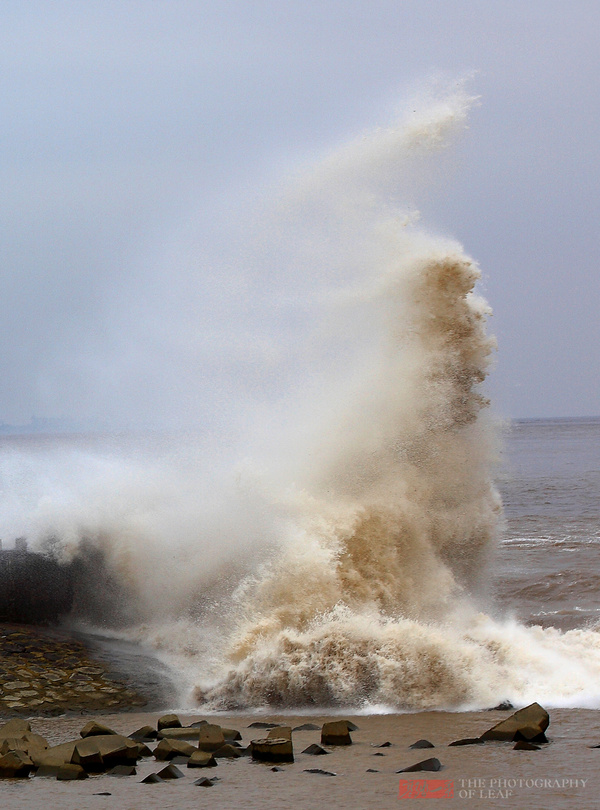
497;417;600;632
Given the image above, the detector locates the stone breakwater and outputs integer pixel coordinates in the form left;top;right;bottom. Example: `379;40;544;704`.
0;625;147;716
0;703;551;781
1;706;599;808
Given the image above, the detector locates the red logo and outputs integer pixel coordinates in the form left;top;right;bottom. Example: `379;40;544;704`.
398;779;454;799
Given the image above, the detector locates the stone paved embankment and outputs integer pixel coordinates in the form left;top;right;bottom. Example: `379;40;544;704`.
0;625;148;717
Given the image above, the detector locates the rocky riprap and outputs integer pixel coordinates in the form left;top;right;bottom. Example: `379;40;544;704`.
479;702;549;744
0;626;147;716
0;706;560;787
0;715;361;780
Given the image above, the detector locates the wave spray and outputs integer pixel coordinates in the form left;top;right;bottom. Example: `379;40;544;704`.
191;84;600;711
6;81;600;711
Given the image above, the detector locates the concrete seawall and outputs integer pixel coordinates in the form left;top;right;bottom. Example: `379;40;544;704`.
0;547;74;625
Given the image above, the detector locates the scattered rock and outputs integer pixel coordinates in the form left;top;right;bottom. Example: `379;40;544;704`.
131;742;153;758
71;740;104;772
0;718;31;737
480;702;549;743
250;737;294;763
187;750;217;768
489;700;514;711
372;741;392;748
366;768;379;772
514;741;541;751
0;731;48;758
35;764;62;778
194;777;215;786
158;727;205;740
107;764;137;776
267;726;292;741
321;720;352;746
271;766;284;771
409;739;435;749
0;749;33;777
449;738;484;746
72;734;140;771
141;772;163;783
157;713;182;731
304;768;336;776
156;763;185;779
397;757;443;773
56;763;88;780
31;741;78;770
213;744;243;759
80;721;117;738
222;727;242;741
154;738;197;761
372;752;386;757
197;724;226;752
247;721;275;729
302;744;329;755
129;726;158;742
293;723;320;731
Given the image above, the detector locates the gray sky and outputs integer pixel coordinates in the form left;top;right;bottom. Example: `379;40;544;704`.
1;0;599;427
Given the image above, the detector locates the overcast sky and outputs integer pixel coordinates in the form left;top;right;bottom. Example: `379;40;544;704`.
1;0;599;428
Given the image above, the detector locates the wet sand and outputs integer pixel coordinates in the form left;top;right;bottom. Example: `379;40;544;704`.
2;708;599;809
